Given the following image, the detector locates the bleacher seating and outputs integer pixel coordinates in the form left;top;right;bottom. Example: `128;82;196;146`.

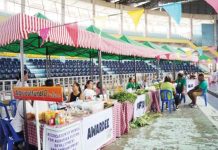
102;60;156;74
29;59;107;77
151;60;201;73
0;58;203;80
0;58;35;80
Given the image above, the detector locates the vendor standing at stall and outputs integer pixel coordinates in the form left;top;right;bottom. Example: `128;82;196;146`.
126;77;135;90
84;80;96;101
141;75;148;89
174;73;186;109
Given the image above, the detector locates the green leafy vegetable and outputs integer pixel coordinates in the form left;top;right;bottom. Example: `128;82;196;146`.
111;92;137;103
135;89;149;95
130;113;162;129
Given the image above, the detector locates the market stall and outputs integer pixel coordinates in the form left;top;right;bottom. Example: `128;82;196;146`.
0;13;183;150
27;107;114;150
24;89;161;150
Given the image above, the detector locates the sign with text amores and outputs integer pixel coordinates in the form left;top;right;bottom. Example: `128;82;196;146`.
13;87;63;102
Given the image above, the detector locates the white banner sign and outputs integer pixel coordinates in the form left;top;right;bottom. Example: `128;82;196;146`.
43;121;82;150
134;94;146;119
82;108;113;150
186;79;197;92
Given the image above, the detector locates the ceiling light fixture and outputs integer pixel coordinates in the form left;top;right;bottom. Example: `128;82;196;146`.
151;0;198;10
110;0;120;3
132;0;150;7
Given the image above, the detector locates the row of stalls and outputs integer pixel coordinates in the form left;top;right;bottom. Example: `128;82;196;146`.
0;13;199;150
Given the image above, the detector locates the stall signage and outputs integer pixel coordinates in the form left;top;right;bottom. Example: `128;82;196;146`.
43;121;82;150
134;94;146;119
82;108;113;150
13;87;63;102
186;79;197;92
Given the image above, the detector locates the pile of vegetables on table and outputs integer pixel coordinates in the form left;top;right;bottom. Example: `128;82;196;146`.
135;89;149;95
110;85;162;129
110;92;137;103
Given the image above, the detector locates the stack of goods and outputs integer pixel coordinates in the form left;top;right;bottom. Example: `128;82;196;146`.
65;105;89;117
39;110;66;126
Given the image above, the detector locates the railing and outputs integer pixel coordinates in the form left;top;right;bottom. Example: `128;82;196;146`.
0;73;154;100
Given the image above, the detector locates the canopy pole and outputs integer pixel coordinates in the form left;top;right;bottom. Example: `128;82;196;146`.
48;54;51;78
98;50;103;94
119;55;122;86
173;61;176;80
46;47;49;79
156;59;160;79
189;61;192;74
20;39;29;150
90;50;93;80
35;101;41;150
134;56;137;88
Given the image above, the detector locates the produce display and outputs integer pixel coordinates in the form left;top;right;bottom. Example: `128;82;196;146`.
135;89;149;95
104;99;116;108
152;82;162;90
39;105;89;126
111;92;137;103
130;113;161;128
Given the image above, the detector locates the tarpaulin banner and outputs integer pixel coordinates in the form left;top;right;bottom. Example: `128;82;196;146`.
43;121;82;150
134;94;146;119
82;108;113;150
13;86;63;102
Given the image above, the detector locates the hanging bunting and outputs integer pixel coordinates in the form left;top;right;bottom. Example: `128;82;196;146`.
162;2;182;24
165;53;170;60
65;23;79;48
127;9;144;28
155;55;160;60
205;0;218;13
39;28;50;46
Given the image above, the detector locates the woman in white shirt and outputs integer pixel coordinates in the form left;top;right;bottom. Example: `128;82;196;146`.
83;80;96;101
16;70;29;87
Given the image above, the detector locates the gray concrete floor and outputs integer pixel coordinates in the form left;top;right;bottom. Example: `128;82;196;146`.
103;87;218;150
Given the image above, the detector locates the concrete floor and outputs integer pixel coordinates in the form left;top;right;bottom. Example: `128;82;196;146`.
103;86;218;150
